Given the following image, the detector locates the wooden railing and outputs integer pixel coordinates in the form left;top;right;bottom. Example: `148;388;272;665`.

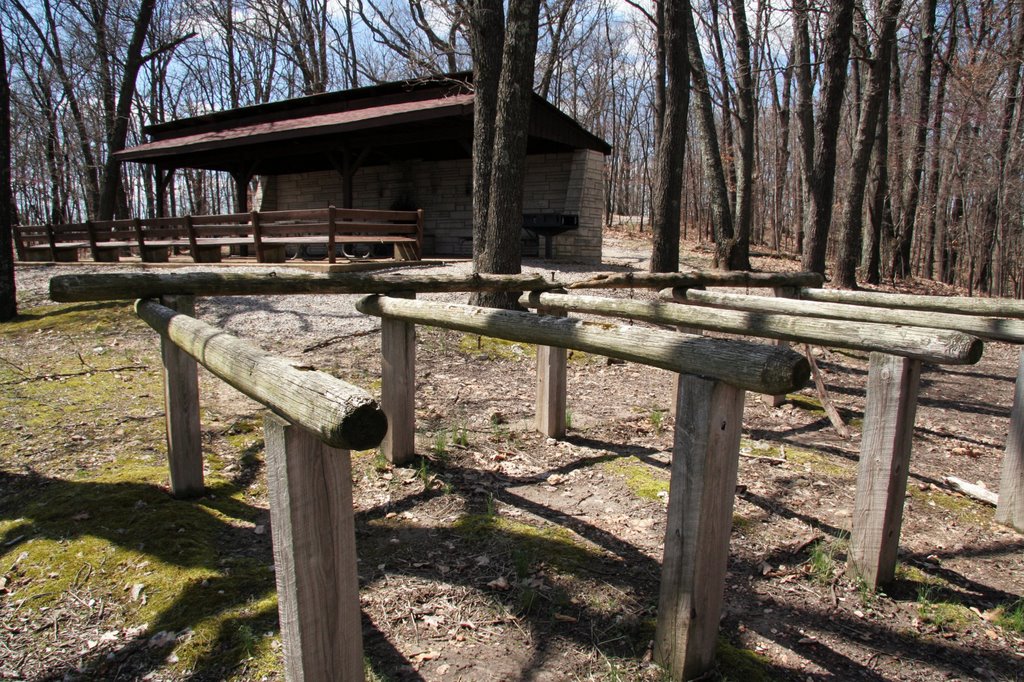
13;207;424;264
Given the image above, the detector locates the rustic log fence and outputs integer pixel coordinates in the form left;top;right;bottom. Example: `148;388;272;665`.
135;297;386;679
353;293;810;680
47;268;1020;681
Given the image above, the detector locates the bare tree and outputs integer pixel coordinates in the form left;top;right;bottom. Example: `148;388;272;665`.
0;25;16;321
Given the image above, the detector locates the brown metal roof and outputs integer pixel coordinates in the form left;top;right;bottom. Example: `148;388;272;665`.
116;73;610;174
117;94;475;162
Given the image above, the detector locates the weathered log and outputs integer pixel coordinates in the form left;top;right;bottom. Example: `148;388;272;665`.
136;298;387;450
51;272;556;302
801;287;1024;319
357;295;809;395
567;269;824;290
519;291;982;365
680;288;1024;344
943;476;998;506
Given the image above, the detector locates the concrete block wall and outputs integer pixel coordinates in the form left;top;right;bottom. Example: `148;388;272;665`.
266;150;604;263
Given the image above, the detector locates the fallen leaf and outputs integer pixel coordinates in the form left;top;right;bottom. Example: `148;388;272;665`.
148;631;176;648
487;576;510;590
553;613;577;623
130;583;145;602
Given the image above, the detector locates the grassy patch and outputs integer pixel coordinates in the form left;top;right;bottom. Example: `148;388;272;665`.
916;584;973;632
786;393;825;415
602;456;669;501
804;535;848;585
458;334;534;361
995;599;1024;633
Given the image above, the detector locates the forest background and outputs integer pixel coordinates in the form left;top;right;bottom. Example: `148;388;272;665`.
1;0;1022;296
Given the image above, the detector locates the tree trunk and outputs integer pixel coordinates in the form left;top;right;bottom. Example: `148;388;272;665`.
792;0;815;255
892;0;938;278
833;0;902;289
0;28;16;322
728;0;755;269
862;93;890;286
472;0;541;309
801;0;855;276
921;9;957;280
650;0;690;273
684;0;740;269
469;0;504;274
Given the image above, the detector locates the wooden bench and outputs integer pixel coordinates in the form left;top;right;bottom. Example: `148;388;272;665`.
13;221;133;262
253;208;423;264
14;207;424;264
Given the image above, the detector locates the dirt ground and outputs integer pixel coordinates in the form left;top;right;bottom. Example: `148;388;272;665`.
2;229;1023;681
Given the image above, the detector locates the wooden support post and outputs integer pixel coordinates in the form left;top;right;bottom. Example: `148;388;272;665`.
159;295;203;498
535;306;567;438
849;353;922;589
381;292;416;465
655;374;745;681
996;348;1024;531
327;205;337;265
263;414;365;682
763;287;795;407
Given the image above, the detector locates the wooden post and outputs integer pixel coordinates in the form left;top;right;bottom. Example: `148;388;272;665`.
381;292;416;465
159;295;204;498
535;306;567;438
849;353;922;589
763;286;795;407
655;374;745;681
327;205;337;265
251;210;264;262
996;348;1024;531
264;414;364;682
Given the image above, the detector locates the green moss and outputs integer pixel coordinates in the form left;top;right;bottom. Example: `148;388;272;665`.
907;486;993;523
458;334;534;361
1;301;283;679
786;448;850;477
5;301;140;336
716;637;777;681
786;393;825;414
453;514;602;573
602;457;669;501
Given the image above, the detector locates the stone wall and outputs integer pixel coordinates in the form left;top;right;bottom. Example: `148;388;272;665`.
262;151;604;263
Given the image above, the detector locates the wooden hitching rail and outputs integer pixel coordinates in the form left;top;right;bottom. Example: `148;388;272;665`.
793;288;1024;540
135;297;387;681
681;287;1024;538
14;207;423;264
356;293;810;681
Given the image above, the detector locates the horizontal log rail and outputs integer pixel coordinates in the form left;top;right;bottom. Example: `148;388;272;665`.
520;291;982;365
51;272;556;302
356;294;810;394
679;288;1024;344
567;269;824;290
800;287;1024;318
136;298;387;450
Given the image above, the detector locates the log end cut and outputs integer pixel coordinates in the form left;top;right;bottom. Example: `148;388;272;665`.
330;399;389;451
